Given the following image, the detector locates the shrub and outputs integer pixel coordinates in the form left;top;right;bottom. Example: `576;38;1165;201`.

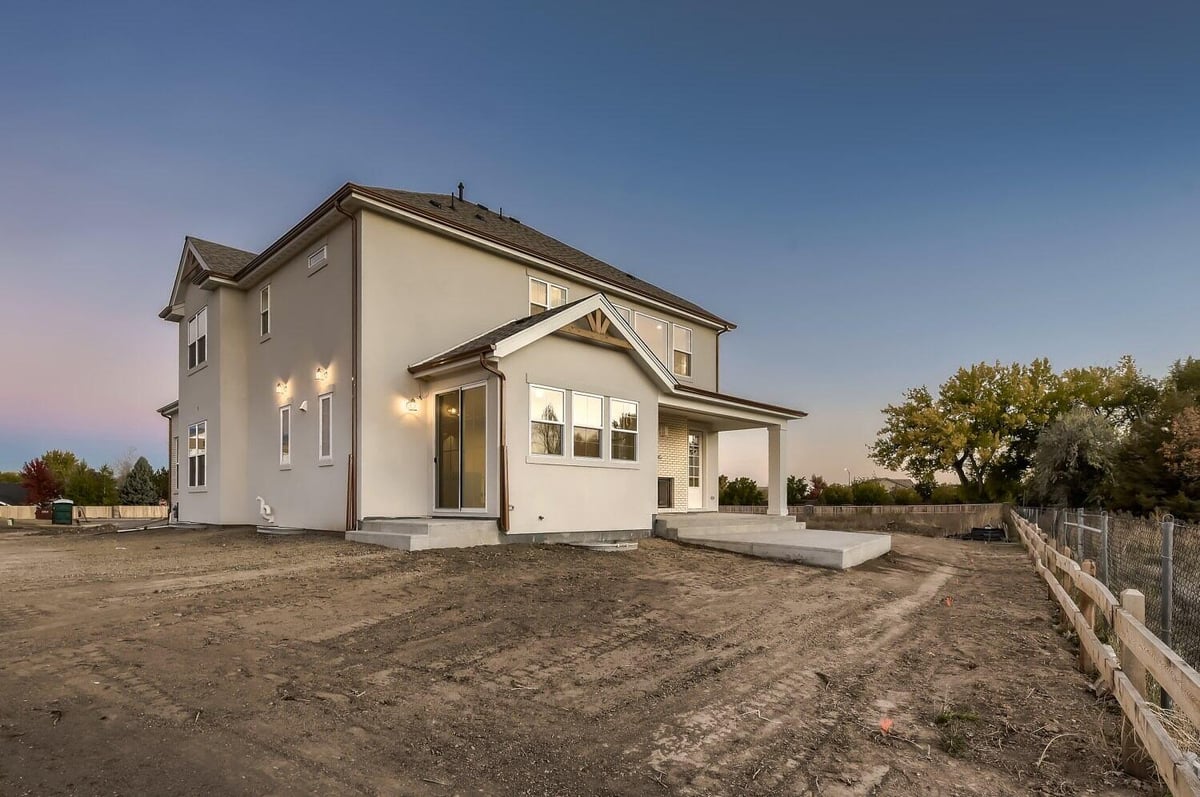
892;487;922;505
820;484;854;505
851;481;893;506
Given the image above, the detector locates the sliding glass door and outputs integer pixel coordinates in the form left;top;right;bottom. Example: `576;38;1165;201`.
436;384;487;511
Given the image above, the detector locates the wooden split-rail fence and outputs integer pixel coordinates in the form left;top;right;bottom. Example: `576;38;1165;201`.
1010;510;1200;795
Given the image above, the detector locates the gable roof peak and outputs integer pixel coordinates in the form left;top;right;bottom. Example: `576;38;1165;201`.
186;236;258;277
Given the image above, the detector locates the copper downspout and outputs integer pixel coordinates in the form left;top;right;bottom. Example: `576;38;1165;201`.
715;327;729;391
334;201;360;531
478;353;509;532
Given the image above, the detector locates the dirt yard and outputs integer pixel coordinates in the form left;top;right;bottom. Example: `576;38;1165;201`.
0;527;1154;796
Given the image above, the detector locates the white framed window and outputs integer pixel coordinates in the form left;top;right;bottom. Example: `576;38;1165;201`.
307;244;328;272
572;392;603;458
187;307;208;369
633;312;668;365
259;285;271;337
171;436;179;494
279;405;292;467
187;421;207;488
610;399;638;461
672;324;693;377
530;385;565;455
318;392;333;463
612;304;633;325
529;277;568;315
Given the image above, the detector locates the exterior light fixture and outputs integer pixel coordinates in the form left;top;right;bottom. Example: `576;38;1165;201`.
406;398;420;413
276;381;288;395
314;366;329;381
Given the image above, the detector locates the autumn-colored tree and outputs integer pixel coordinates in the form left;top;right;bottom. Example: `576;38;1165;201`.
20;458;63;505
808;474;828;501
1162;406;1200;484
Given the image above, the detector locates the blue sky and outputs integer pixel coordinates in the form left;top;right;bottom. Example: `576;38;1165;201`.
1;1;1198;482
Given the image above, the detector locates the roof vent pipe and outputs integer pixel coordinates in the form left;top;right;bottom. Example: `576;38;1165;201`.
457;182;464;201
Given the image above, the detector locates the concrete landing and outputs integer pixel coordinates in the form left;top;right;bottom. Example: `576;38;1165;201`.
347;518;501;551
677;528;892;569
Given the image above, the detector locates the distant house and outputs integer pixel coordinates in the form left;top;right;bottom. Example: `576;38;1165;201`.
863;477;916;493
0;483;29;505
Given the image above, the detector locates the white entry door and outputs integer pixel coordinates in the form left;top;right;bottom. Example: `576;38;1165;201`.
687;431;703;509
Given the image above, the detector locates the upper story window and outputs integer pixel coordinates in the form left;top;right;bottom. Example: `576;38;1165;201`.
259;285;271;337
187;307;208;369
612;304;633;325
633;312;669;366
187;421;207;488
530;385;565;455
672;324;693;377
318;393;333;463
529;277;567;315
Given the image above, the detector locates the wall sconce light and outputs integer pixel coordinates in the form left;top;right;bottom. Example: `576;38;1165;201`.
276;381;288;395
314;366;329;381
405;397;420;413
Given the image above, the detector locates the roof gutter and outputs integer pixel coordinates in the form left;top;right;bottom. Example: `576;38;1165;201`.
477;354;510;533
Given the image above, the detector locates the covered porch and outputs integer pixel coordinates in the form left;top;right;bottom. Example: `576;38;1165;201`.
656;386;802;517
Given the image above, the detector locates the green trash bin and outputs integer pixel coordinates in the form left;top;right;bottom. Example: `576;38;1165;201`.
51;499;74;525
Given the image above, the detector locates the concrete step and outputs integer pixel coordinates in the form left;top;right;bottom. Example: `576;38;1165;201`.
679;529;892;570
349;518;502;551
654;513;798;540
659;512;796;526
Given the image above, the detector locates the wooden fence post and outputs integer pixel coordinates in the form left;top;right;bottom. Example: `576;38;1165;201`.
1119;589;1151;777
1078;560;1097;674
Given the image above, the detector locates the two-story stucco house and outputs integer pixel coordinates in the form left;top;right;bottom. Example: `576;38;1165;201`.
157;183;805;548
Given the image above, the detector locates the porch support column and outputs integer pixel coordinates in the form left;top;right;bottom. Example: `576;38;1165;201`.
767;423;788;516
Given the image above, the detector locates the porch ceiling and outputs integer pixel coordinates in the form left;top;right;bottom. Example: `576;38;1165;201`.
658;403;780;432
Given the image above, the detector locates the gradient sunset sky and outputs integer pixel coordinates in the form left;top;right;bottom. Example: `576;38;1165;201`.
1;1;1198;483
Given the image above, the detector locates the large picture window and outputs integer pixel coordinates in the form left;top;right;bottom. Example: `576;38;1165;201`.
633;312;668;365
572;392;603;458
529;277;568;315
187;307;208;369
672;324;692;377
530;385;565;455
187;421;207;488
610;399;638;461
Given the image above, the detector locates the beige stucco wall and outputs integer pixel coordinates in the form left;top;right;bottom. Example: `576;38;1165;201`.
239;222;355;530
501;333;659;534
175;280;225;524
357;208;720;520
174;221;354;530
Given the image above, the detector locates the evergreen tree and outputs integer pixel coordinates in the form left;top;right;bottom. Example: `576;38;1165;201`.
118;457;159;505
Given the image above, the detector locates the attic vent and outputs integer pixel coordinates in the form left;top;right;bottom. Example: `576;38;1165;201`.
476;203;489;211
308;245;328;270
429;199;442;208
510;217;521;224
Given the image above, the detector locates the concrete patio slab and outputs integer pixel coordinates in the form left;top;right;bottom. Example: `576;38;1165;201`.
675;528;892;570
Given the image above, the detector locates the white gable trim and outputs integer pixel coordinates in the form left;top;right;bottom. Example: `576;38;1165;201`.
491;294;678;391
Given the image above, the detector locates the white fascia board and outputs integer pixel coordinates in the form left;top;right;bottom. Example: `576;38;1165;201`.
200;275;238;290
658;393;792;426
492;293;678;392
347;192;728;331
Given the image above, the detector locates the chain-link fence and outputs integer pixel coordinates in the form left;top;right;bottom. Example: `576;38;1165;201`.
1018;507;1200;671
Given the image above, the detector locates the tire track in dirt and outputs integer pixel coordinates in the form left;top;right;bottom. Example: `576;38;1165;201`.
645;564;956;794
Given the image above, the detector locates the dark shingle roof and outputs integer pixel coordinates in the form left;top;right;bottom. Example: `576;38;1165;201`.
409;299;588;372
358;186;731;328
187;236;258;277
